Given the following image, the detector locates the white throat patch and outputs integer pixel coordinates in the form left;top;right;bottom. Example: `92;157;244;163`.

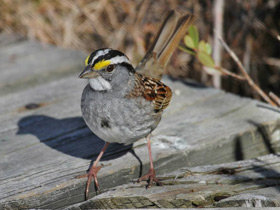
89;77;111;91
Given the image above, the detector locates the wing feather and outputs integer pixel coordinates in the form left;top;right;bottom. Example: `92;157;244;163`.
127;73;172;113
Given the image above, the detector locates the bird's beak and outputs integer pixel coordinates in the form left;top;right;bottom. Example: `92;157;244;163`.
79;65;99;79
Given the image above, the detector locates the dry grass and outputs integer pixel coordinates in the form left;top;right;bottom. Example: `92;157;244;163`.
0;0;193;63
0;0;279;101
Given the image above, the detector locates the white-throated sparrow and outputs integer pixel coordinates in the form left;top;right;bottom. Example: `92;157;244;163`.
78;11;195;200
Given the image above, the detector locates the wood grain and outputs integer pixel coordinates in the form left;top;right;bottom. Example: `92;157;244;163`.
0;34;280;209
68;153;280;209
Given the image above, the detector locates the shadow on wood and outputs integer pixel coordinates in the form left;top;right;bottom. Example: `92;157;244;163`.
234;136;244;161
16;115;135;162
248;120;277;155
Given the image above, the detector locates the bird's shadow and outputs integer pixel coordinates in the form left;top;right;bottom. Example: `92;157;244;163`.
16;115;138;163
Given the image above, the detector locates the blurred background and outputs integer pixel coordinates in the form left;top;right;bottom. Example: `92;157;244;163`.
1;0;280;101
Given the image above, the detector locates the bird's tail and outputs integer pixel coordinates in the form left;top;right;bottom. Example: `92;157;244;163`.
136;11;195;80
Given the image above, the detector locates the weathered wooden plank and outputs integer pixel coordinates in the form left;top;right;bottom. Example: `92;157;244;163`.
69;209;280;210
68;153;280;209
0;33;24;47
0;36;86;96
0;37;280;209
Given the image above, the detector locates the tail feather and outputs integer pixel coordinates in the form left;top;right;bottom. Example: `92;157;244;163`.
136;11;195;80
151;11;179;60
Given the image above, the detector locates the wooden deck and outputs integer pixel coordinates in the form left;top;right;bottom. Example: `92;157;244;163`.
0;33;280;209
68;154;280;209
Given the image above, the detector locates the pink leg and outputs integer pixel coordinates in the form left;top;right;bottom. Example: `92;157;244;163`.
137;134;162;187
76;142;110;200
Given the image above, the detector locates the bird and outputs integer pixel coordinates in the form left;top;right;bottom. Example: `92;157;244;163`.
78;11;195;200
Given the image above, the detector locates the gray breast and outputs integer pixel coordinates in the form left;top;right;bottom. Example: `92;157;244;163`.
81;85;162;144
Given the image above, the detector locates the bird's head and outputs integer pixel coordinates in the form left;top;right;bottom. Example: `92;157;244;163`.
79;48;135;91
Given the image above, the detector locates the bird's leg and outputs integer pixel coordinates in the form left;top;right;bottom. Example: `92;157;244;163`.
76;142;110;200
137;134;162;187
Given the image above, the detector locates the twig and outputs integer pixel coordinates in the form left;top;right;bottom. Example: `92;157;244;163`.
218;67;246;81
264;57;280;67
218;36;277;107
212;0;224;89
269;92;280;107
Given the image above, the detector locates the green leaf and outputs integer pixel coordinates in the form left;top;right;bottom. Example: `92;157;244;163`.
178;46;196;55
188;25;199;48
184;35;195;49
197;51;215;68
205;43;212;55
198;41;212;55
203;66;222;76
198;41;207;53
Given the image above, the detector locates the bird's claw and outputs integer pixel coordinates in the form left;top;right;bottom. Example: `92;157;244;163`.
76;165;102;200
137;168;162;188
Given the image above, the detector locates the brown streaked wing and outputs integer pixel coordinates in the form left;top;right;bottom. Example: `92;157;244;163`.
127;73;172;113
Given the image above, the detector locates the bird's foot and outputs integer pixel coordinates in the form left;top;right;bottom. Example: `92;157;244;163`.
137;168;162;188
76;165;102;200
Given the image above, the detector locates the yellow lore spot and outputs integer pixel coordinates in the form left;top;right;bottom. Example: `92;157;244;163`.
85;55;90;66
93;60;111;70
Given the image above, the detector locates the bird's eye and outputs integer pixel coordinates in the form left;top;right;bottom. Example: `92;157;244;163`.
106;64;115;72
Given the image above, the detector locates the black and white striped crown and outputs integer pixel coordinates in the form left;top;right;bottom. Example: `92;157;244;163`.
85;48;134;72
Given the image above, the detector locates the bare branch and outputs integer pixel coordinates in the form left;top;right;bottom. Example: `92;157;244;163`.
219;67;246;81
218;36;277;107
269;92;280;107
212;0;224;89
